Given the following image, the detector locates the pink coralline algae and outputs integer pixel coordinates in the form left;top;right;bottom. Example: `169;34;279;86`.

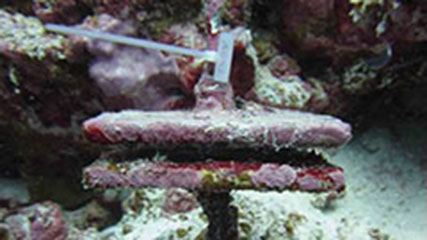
82;75;351;239
84;159;345;192
83;76;351;147
251;164;297;188
83;107;351;147
4;201;67;240
76;14;195;110
89;45;188;110
162;189;199;215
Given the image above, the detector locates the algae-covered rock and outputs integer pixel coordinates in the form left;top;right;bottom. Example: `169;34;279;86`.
0;10;69;60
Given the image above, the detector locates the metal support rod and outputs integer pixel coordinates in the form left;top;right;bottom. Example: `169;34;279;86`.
196;191;238;240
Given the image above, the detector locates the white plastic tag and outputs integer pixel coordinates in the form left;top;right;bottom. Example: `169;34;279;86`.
213;32;234;83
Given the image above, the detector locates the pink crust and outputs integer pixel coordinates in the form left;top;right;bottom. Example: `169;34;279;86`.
83;161;345;192
5;201;68;240
83;108;351;148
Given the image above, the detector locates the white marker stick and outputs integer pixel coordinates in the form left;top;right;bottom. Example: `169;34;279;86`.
45;23;234;83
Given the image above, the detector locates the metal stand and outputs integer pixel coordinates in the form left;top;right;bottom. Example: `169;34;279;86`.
196;191;238;240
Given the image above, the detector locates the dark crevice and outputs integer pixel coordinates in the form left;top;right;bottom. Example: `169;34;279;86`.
99;143;333;168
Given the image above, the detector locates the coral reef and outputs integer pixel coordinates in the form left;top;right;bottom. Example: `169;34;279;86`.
280;0;427;64
0;0;425;240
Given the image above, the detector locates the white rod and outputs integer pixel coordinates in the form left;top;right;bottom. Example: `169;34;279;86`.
44;24;217;62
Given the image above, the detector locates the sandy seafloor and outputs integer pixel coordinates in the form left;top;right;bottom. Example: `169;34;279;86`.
87;119;426;240
326;121;427;240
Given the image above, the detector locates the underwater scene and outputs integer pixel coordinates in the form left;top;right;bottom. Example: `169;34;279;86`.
0;0;426;239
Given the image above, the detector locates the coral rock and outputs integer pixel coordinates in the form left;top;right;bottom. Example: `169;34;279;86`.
33;0;87;24
162;189;199;214
78;14;195;110
281;0;427;65
5;201;67;240
65;200;114;230
0;10;69;60
89;45;187;110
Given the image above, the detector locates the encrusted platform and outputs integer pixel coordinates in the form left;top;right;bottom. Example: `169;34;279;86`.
84;159;345;192
82;79;352;240
83;108;351;148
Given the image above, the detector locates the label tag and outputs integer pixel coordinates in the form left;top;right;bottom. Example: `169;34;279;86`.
213;32;234;83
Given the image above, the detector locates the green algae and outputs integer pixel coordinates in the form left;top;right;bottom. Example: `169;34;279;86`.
200;168;257;190
176;227;189;238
